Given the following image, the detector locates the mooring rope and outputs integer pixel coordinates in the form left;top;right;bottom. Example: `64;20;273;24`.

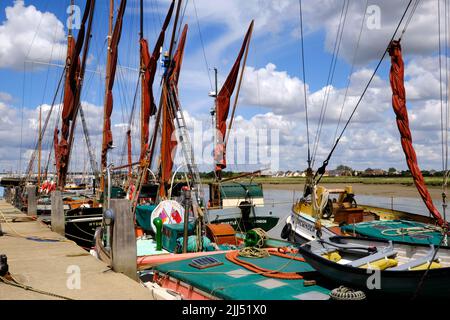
0;275;73;300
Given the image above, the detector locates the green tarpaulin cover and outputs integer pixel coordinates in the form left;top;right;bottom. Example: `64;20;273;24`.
136;204;157;231
341;220;444;245
220;182;263;199
155;252;330;300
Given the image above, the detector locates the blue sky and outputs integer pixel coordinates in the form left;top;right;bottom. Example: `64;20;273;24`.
0;0;448;174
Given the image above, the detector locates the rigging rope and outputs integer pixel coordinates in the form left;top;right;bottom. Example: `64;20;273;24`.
314;0;415;182
311;0;349;167
398;0;422;41
0;275;73;300
412;229;447;300
193;0;213;91
438;0;449;223
23;69;66;185
298;0;311;168
333;0;369;144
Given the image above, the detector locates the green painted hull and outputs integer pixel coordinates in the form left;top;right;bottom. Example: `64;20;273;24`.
214;216;279;232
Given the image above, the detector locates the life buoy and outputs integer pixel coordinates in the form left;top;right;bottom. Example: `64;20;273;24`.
280;223;292;240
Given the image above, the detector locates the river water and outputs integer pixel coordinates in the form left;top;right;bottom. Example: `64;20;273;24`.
262;187;445;240
0;184;443;239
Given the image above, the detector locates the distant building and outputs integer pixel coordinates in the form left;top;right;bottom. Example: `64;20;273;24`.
362;168;387;176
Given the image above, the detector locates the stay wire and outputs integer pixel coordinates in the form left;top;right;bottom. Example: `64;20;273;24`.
298;0;311;168
333;0;369;144
314;0;415;183
439;0;445;175
311;0;349;167
193;0;213;91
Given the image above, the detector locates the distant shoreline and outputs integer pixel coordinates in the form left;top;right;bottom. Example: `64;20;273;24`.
262;182;443;201
202;176;444;186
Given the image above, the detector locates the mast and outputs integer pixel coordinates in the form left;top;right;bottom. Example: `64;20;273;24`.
210;67;218;178
140;0;144;152
139;0;145;180
38;106;42;188
100;0;114;192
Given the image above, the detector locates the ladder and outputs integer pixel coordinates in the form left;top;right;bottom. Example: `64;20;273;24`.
168;88;208;222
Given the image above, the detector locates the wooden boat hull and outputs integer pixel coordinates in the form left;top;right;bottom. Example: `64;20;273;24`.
283;203;441;245
298;237;450;298
41;207;102;248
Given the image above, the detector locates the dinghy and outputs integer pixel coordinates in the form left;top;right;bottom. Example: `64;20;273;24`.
298;236;450;298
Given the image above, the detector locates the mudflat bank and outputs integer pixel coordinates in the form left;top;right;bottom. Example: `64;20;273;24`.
263;183;444;200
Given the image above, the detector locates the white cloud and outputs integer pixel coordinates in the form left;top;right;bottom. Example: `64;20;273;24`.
241;63;306;114
0;0;67;69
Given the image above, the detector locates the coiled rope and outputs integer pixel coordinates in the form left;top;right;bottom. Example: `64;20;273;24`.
225;228;306;280
381;225;443;237
330;286;366;300
226;248;305;280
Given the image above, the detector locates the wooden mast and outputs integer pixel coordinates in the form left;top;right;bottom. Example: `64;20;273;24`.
138;0;145;182
100;0;115;192
140;0;145;155
37;106;42;188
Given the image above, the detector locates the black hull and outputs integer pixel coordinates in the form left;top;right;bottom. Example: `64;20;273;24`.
41;207;102;249
299;237;450;299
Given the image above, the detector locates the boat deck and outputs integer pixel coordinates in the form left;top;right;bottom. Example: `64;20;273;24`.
154;251;330;300
0;200;154;300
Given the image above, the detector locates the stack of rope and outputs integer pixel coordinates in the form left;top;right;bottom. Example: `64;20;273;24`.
330;286;366;300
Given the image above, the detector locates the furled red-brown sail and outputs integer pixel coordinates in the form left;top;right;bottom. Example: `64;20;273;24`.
214;21;253;173
388;40;445;226
140;2;175;161
101;0;127;169
56;0;92;186
159;25;188;197
57;36;78;175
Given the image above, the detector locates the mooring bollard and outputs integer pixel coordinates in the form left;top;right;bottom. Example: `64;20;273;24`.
4;187;11;204
51;190;65;236
111;199;137;281
26;185;37;216
13;187;20;209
